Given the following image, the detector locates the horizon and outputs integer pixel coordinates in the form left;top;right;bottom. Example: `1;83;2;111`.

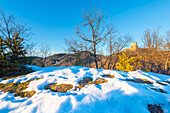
0;0;170;54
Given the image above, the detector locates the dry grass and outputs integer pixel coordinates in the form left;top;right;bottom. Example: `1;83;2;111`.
0;80;37;98
45;83;73;93
0;82;29;93
0;77;43;98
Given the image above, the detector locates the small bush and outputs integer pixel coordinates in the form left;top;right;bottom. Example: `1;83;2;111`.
102;74;115;78
116;52;136;72
1;66;33;80
45;83;73;93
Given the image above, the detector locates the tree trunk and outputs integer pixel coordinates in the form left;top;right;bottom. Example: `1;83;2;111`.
93;43;98;69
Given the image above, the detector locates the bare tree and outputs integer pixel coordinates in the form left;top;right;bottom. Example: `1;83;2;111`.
76;9;114;69
64;36;89;66
163;31;170;74
0;9;32;40
39;43;51;67
100;33;132;69
142;28;163;50
25;42;37;57
141;28;166;73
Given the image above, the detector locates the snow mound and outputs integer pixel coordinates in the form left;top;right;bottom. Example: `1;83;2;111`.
0;65;169;113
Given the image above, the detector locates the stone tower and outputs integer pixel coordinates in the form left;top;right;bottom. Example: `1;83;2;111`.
129;42;138;51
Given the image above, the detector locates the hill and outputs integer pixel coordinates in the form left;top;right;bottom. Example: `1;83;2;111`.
31;51;105;67
0;65;169;113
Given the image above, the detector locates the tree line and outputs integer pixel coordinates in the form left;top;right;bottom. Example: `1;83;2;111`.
0;8;169;77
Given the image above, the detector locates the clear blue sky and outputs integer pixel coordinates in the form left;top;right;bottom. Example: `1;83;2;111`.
0;0;170;53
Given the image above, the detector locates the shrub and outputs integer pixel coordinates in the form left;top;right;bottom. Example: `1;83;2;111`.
116;52;141;72
1;66;33;79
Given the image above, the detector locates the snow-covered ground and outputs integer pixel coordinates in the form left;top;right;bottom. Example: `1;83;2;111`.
0;65;169;113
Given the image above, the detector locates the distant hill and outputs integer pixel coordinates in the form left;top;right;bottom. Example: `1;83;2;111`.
31;51;105;67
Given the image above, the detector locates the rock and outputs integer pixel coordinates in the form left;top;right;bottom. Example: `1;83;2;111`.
102;74;115;78
126;78;153;84
14;90;36;98
45;83;73;93
78;77;93;86
148;104;163;113
94;78;108;85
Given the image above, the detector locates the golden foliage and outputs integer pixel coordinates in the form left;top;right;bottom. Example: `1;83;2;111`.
116;52;136;71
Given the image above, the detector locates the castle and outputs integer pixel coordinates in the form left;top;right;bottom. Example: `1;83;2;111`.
125;42;170;51
125;42;138;51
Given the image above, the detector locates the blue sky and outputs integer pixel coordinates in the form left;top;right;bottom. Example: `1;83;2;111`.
0;0;170;53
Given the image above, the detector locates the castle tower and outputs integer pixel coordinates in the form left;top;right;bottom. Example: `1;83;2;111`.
129;42;138;51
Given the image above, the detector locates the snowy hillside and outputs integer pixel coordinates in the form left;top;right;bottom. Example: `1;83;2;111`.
0;65;170;113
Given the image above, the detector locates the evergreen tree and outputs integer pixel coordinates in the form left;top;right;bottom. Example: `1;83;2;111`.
0;37;7;74
4;32;26;67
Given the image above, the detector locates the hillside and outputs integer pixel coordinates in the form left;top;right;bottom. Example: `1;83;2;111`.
0;65;169;113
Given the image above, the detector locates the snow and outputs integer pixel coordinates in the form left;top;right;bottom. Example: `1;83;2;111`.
0;65;170;113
